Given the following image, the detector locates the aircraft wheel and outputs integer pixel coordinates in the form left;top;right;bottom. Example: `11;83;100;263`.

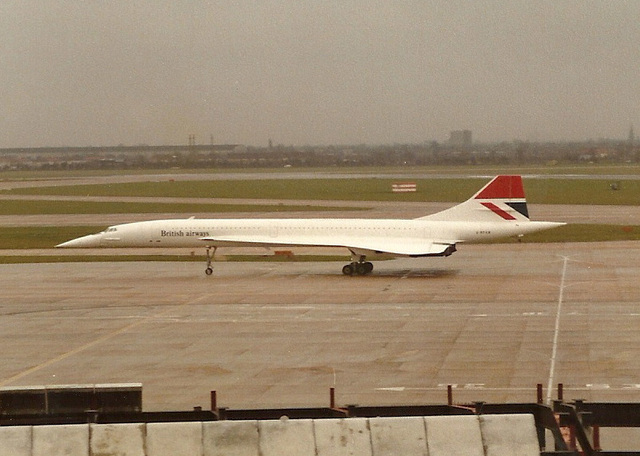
205;267;213;276
342;264;354;276
364;262;374;274
356;263;368;275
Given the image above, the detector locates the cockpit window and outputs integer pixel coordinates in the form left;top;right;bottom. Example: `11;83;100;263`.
104;227;118;233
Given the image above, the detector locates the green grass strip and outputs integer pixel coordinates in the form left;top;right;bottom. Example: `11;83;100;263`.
479;223;640;243
4;177;640;205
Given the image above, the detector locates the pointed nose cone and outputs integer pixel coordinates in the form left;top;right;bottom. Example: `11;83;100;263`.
56;233;102;248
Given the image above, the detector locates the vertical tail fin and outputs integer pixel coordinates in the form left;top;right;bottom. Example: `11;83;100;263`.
417;175;530;222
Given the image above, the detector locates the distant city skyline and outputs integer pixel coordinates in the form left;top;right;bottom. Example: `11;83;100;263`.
2;1;639;148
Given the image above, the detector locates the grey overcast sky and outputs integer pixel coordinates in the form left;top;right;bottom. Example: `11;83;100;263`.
2;1;639;148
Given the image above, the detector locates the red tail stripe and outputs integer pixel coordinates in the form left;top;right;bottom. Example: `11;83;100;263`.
481;202;517;220
475;175;525;199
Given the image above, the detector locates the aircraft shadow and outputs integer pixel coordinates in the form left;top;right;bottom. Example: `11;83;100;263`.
375;268;459;279
336;268;460;279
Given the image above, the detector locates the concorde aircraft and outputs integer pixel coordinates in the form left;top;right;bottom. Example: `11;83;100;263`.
56;175;564;276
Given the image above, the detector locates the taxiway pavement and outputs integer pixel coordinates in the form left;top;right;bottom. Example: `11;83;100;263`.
1;241;640;413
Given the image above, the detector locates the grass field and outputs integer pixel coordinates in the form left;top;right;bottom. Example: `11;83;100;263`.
0;224;638;264
0;169;638;261
4;177;640;205
2;224;638;251
0;199;355;216
4;163;640;180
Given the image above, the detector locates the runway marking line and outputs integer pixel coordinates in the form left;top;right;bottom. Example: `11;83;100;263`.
546;255;569;404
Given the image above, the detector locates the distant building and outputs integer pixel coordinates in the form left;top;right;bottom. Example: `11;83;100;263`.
449;130;472;146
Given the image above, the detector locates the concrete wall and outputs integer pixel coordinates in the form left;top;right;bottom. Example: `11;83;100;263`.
0;414;539;456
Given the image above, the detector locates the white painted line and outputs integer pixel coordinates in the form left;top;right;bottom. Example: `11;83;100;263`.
377;385;640;393
546;256;569;404
586;384;610;389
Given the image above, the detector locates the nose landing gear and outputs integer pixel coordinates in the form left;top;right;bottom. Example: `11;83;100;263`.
205;246;217;276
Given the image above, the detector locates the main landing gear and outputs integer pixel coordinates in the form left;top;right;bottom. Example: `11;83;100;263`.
205;246;217;276
342;260;374;276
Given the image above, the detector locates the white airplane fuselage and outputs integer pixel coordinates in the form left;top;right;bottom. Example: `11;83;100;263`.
61;218;559;254
56;175;565;275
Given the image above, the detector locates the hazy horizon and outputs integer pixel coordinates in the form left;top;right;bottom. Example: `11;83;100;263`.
2;1;639;148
